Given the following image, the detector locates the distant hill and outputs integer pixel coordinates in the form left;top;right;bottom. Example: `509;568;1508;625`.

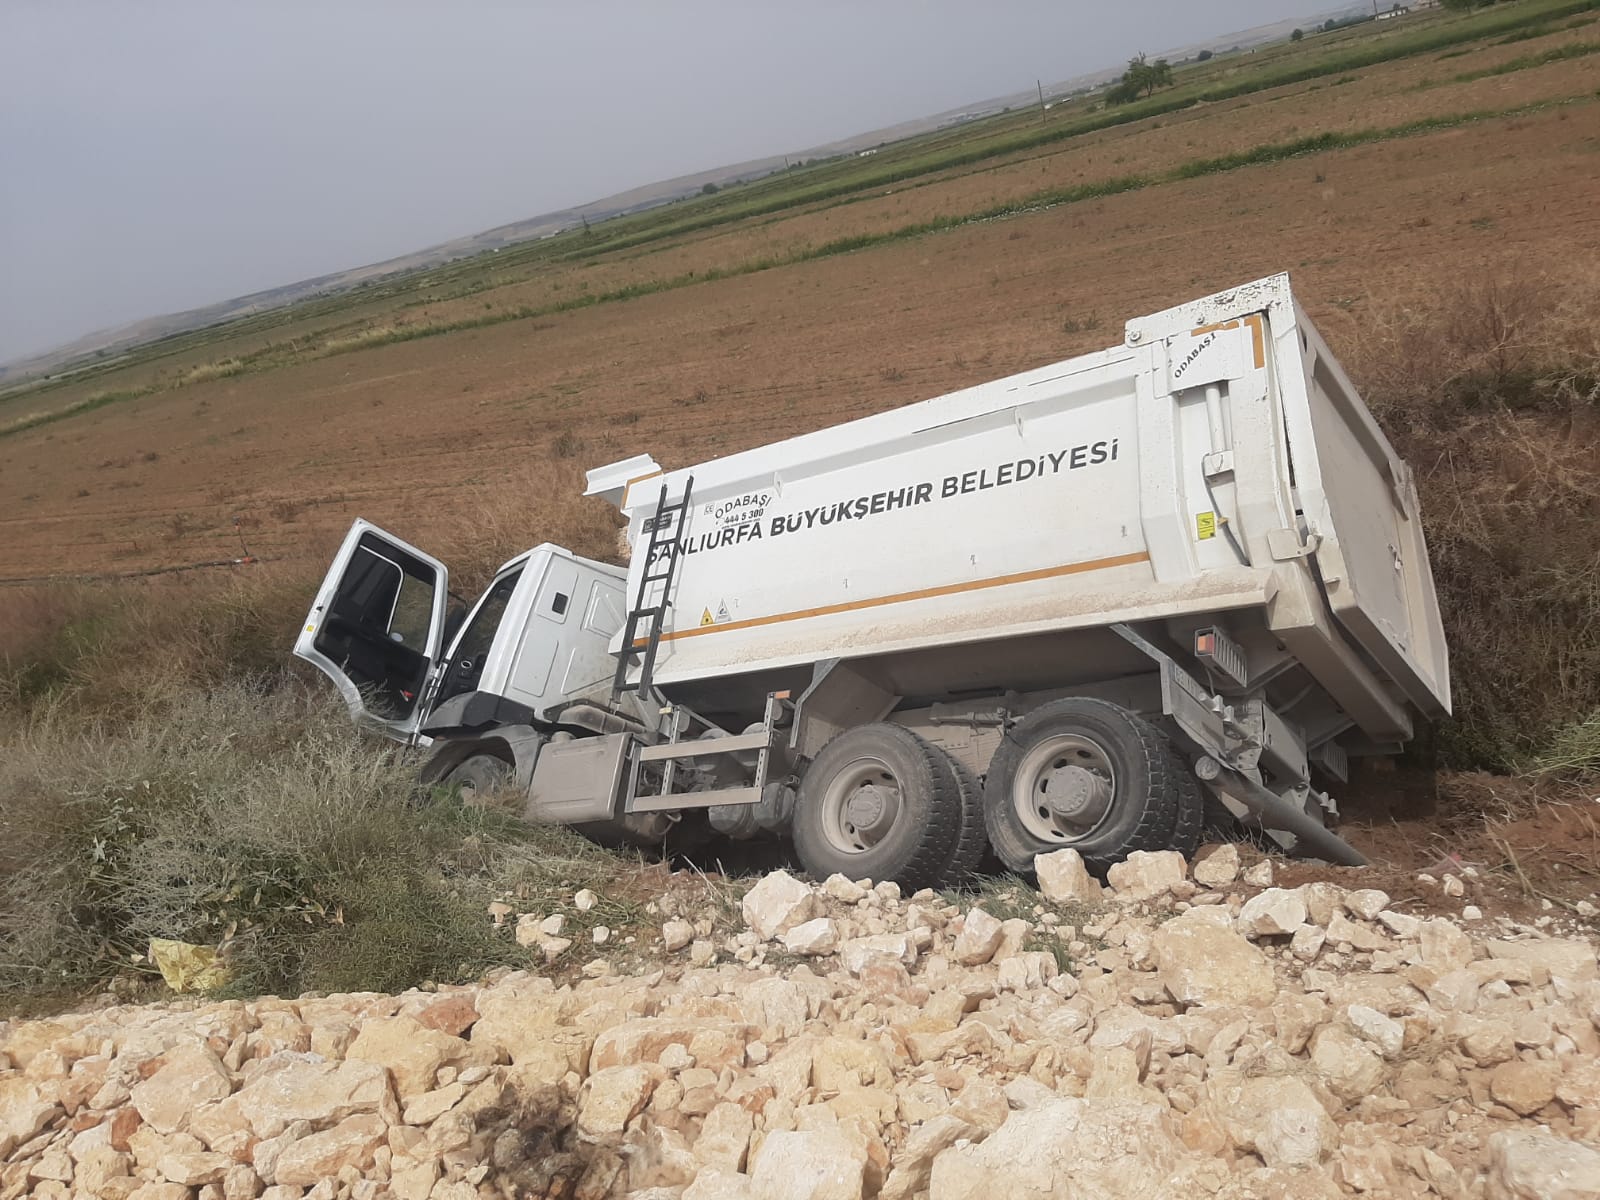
0;5;1350;387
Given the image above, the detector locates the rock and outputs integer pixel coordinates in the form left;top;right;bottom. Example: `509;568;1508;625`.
1490;1061;1558;1116
390;1160;440;1200
593;925;611;945
1418;919;1474;972
1486;1130;1600;1200
592;1018;753;1073
685;1168;757;1200
575;888;599;911
1325;912;1389;953
345;1014;465;1097
695;1102;754;1172
1461;1021;1516;1067
1309;1027;1385;1103
742;871;818;940
1237;889;1307;938
879;1115;976;1200
0;1076;63;1158
1376;910;1421;940
996;952;1058;993
158;1150;232;1187
663;920;695;952
273;1114;386;1186
401;1081;465;1126
690;940;717;967
1106;850;1187;901
1291;925;1327;961
1034;849;1103;905
952;907;1004;966
1487;937;1598;982
1443;873;1465;898
839;934;916;975
1153;914;1276;1008
1425;968;1481;1014
749;1128;867;1200
740;979;809;1042
783;919;839;957
537;935;573;962
1242;860;1274;887
1344;1005;1405;1060
130;1044;235;1135
1343;889;1390;921
812;1037;895;1093
1190;843;1240;887
578;1065;659;1136
206;1058;395;1140
822;874;869;903
929;1098;1202;1199
1208;1073;1336;1168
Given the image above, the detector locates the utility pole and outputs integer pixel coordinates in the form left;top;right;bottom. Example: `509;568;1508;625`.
1036;79;1047;123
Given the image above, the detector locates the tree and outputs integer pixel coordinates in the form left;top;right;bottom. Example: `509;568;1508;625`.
701;182;719;196
1109;53;1175;105
1291;28;1304;41
1197;49;1213;61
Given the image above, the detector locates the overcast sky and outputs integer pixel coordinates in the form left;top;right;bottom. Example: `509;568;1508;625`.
0;1;1318;364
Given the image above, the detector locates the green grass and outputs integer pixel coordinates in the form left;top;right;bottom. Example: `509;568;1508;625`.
1445;38;1600;83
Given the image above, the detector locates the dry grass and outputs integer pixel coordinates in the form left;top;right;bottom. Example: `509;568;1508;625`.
438;460;626;595
1345;264;1600;770
0;567;313;718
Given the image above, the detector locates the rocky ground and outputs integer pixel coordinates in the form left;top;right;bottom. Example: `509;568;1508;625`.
4;844;1600;1200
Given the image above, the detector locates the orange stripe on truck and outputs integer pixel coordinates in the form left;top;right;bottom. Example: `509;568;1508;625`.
634;550;1152;646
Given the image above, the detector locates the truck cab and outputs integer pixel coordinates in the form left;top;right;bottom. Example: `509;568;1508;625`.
294;520;630;743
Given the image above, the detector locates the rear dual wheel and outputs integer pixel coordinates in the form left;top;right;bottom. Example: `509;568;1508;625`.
982;698;1201;876
792;723;985;891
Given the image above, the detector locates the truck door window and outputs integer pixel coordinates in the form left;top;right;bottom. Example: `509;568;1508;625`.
436;569;522;703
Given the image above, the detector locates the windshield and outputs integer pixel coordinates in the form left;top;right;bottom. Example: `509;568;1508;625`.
435;569;522;703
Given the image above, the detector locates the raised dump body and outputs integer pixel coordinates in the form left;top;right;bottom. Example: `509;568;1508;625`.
300;273;1449;887
591;273;1447;743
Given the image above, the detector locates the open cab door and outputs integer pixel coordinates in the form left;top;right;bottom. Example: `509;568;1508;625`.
295;520;451;741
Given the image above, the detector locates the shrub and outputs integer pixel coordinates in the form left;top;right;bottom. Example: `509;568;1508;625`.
0;681;649;1008
1345;267;1600;770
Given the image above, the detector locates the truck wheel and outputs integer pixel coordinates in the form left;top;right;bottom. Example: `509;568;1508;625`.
982;698;1201;876
793;724;963;891
933;749;989;886
439;753;515;807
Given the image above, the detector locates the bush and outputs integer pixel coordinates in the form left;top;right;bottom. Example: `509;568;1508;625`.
0;681;650;1008
1345;268;1600;770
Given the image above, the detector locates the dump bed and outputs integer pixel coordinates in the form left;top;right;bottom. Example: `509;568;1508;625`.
588;274;1449;742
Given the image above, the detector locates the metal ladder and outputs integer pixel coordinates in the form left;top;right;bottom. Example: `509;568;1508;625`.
612;476;693;700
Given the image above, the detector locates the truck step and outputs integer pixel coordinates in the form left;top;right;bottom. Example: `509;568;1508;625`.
636;729;771;762
629;785;762;813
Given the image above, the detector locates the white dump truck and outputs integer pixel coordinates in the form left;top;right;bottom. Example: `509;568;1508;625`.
295;273;1449;887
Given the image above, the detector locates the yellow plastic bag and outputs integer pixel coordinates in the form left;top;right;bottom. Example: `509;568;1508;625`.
148;938;231;993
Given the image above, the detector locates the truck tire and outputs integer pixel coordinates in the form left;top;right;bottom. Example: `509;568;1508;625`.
438;753;516;807
932;749;989;886
982;698;1202;876
793;724;964;891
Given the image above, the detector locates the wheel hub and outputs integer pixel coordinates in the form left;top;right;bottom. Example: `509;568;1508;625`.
1042;765;1112;825
845;784;895;839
